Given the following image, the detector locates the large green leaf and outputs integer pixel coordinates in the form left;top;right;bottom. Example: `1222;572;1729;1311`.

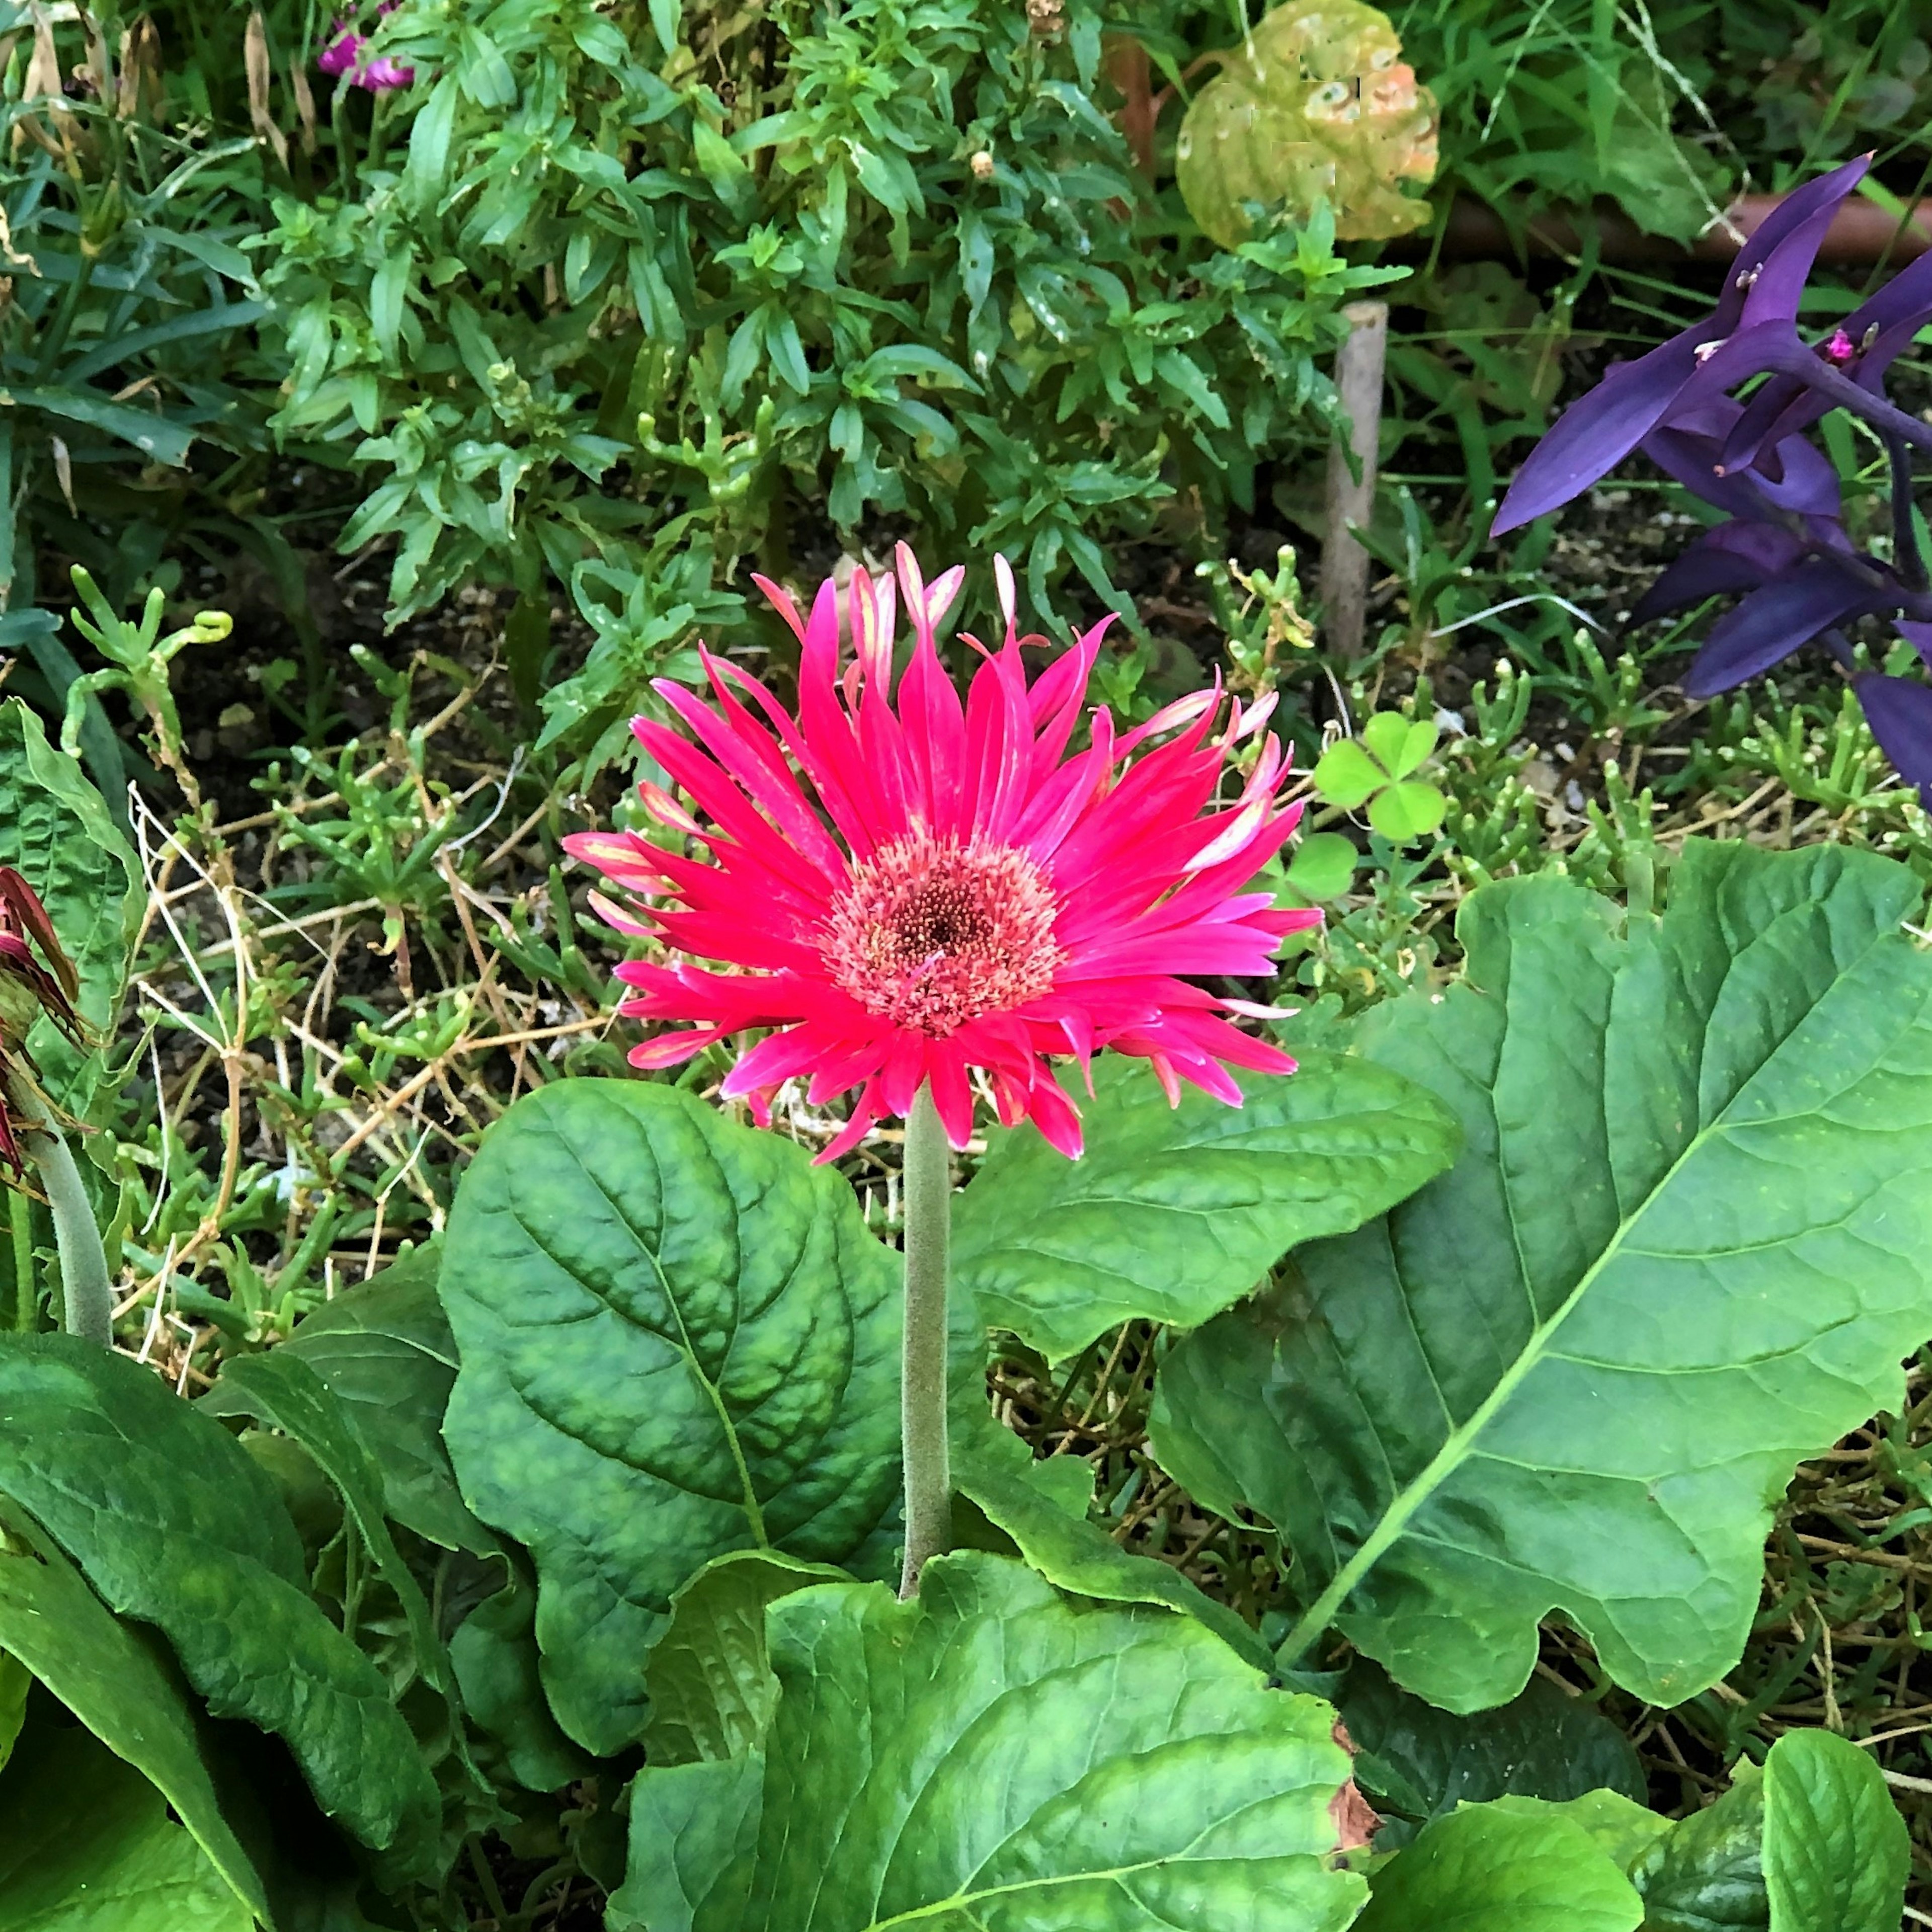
623;1551;1365;1931
0;1519;269;1926
1335;1658;1646;1847
0;1334;438;1872
1153;843;1932;1711
209;1245;492;1557
0;1717;252;1931
439;1079;903;1755
950;1051;1460;1359
1355;1803;1644;1932
1762;1730;1908;1932
0;697;140;1108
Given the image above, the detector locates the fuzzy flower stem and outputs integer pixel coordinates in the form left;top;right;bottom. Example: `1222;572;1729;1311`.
898;1082;952;1598
24;1118;110;1347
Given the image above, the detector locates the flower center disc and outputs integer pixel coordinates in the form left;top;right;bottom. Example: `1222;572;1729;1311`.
823;831;1063;1036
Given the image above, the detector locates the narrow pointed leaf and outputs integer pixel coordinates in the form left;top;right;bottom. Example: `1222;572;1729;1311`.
1681;556;1878;695
1854;671;1932;802
1154;842;1932;1712
1630;526;1804;625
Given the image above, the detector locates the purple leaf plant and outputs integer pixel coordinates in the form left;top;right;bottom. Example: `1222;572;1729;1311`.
1492;155;1932;801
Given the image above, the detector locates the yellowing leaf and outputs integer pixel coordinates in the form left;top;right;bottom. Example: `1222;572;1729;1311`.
1177;0;1438;250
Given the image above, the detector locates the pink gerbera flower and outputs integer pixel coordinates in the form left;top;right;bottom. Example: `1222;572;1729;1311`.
566;547;1320;1161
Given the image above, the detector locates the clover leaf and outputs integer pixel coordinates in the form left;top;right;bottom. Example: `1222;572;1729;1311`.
1312;713;1447;843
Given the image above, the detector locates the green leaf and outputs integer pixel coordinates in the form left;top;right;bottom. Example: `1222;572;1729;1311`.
1485;1793;1671;1869
0;698;140;1108
611;1756;763;1932
1361;712;1436;779
1762;1730;1909;1932
403;74;461;212
0;1655;25;1775
5;387;195;466
951;1440;1274;1671
1365;779;1445;844
1631;1768;1767;1931
205;1351;466;1751
0;1716;252;1932
626;1551;1366;1931
447;1555;591;1796
1356;1803;1643;1932
0;1519;269;1926
1286;831;1358;902
608;1550;835;1932
1336;1658;1647;1847
439;1078;903;1755
226;1246;490;1556
644;1550;846;1768
0;1334;438;1872
1310;738;1386;809
949;1053;1460;1359
1154;843;1932;1711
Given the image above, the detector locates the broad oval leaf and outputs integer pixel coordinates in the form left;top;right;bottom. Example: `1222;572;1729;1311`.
1762;1729;1909;1932
1356;1804;1643;1932
1154;842;1932;1711
0;1334;438;1871
439;1078;903;1755
0;1518;269;1926
950;1052;1460;1360
624;1550;1366;1932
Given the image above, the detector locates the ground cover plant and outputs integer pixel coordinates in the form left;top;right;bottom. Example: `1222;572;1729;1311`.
6;0;1932;1926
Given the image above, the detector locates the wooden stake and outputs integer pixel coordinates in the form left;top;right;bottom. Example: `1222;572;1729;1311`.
1320;300;1389;660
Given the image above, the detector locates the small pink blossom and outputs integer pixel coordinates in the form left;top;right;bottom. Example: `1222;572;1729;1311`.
1821;326;1857;365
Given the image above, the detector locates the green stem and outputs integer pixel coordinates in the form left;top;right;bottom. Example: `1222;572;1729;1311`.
898;1083;952;1598
24;1123;111;1348
8;1191;32;1332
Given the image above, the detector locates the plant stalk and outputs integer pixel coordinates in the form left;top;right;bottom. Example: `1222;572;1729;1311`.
899;1082;952;1598
22;1119;111;1348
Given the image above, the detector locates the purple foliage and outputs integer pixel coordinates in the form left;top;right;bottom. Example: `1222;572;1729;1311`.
1493;153;1932;801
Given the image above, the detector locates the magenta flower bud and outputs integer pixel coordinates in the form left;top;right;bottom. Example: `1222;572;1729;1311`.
317;27;363;74
357;54;415;88
1821;327;1857;365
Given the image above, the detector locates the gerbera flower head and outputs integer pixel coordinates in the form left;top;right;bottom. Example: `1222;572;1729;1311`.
566;547;1319;1161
